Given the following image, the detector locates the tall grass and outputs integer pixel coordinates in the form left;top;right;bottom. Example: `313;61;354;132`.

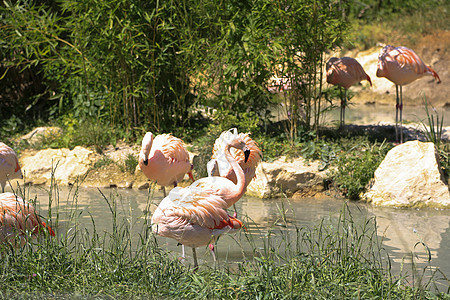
0;182;448;298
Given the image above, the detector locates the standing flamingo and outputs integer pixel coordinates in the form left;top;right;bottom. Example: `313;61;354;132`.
376;45;441;143
138;132;194;197
151;137;250;268
207;128;262;189
326;57;372;127
0;142;23;193
0;192;55;247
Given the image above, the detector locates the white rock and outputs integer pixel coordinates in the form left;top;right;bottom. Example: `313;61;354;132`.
20;146;100;185
246;156;326;198
363;140;450;208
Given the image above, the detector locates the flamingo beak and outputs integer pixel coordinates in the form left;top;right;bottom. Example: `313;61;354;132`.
244;149;250;163
143;159;148;166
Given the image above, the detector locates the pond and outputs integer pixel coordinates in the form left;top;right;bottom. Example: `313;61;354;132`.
25;185;450;291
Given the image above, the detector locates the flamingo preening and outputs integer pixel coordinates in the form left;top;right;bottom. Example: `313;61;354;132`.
0;142;23;193
151;137;250;268
0;192;55;247
326;57;372;127
376;45;441;143
207;128;262;189
138;132;194;197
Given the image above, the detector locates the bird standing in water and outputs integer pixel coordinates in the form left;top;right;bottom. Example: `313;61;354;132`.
326;57;372;127
0;142;23;193
0;192;55;247
138;132;194;197
376;45;441;143
151;137;250;268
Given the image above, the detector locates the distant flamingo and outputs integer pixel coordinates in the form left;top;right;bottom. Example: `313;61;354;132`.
376;45;441;143
0;192;55;247
326;57;372;127
139;132;194;196
207;128;262;189
0;142;23;193
151;137;250;268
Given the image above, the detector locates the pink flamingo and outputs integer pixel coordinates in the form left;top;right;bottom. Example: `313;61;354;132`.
151;137;250;268
207;128;262;189
138;132;194;196
376;45;441;143
326;57;372;127
0;192;55;247
0;142;23;193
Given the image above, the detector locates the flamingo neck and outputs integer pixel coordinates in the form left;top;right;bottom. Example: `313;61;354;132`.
224;144;246;205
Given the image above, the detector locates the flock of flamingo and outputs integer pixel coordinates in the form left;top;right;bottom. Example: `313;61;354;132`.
0;44;441;267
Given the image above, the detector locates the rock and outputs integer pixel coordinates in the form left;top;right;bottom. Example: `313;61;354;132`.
246;156;328;198
362;140;450;208
17;127;62;146
20;146;100;186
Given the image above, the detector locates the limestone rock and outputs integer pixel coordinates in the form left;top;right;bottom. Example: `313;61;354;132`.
246;156;327;198
362;140;450;208
17;127;62;146
20;146;100;186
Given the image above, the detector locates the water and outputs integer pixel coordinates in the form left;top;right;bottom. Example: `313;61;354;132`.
25;186;450;290
272;103;450;127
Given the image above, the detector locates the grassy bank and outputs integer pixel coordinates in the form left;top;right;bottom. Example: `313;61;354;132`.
0;185;448;299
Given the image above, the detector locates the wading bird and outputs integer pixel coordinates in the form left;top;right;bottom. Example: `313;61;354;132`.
139;132;194;197
376;45;441;143
207;128;262;189
0;192;55;247
151;137;250;268
0;142;23;193
326;57;372;127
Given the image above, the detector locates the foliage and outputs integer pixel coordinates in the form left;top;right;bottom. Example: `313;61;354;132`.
343;0;449;50
123;153;138;174
420;98;444;147
329;137;393;200
0;186;445;298
1;0;351;144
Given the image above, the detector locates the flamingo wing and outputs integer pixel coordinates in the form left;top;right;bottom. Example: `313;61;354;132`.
153;134;190;163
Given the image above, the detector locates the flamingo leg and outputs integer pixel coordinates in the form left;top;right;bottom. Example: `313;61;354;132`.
343;88;348;126
399;85;403;143
162;187;167;198
209;244;217;267
181;244;185;260
192;247;198;269
395;85;400;143
339;87;344;127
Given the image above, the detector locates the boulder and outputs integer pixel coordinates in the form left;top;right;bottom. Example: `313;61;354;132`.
362;140;450;208
246;156;328;199
20;146;100;186
17;127;62;146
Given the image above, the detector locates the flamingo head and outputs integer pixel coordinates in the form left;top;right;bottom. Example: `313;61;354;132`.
228;138;251;163
140;132;154;165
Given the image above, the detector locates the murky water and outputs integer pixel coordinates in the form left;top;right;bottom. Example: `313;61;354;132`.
23;185;450;291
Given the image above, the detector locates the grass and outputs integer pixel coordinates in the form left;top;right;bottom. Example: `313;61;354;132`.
0;181;448;299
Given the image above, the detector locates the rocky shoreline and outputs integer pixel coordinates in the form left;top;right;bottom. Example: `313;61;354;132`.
6;122;450;208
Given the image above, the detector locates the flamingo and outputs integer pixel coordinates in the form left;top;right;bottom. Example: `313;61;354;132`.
376;45;441;143
326;57;372;127
207;128;262;189
138;132;194;197
0;142;23;193
0;192;55;247
151;137;250;268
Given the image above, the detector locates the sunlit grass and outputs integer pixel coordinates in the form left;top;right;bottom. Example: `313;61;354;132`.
0;182;448;298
